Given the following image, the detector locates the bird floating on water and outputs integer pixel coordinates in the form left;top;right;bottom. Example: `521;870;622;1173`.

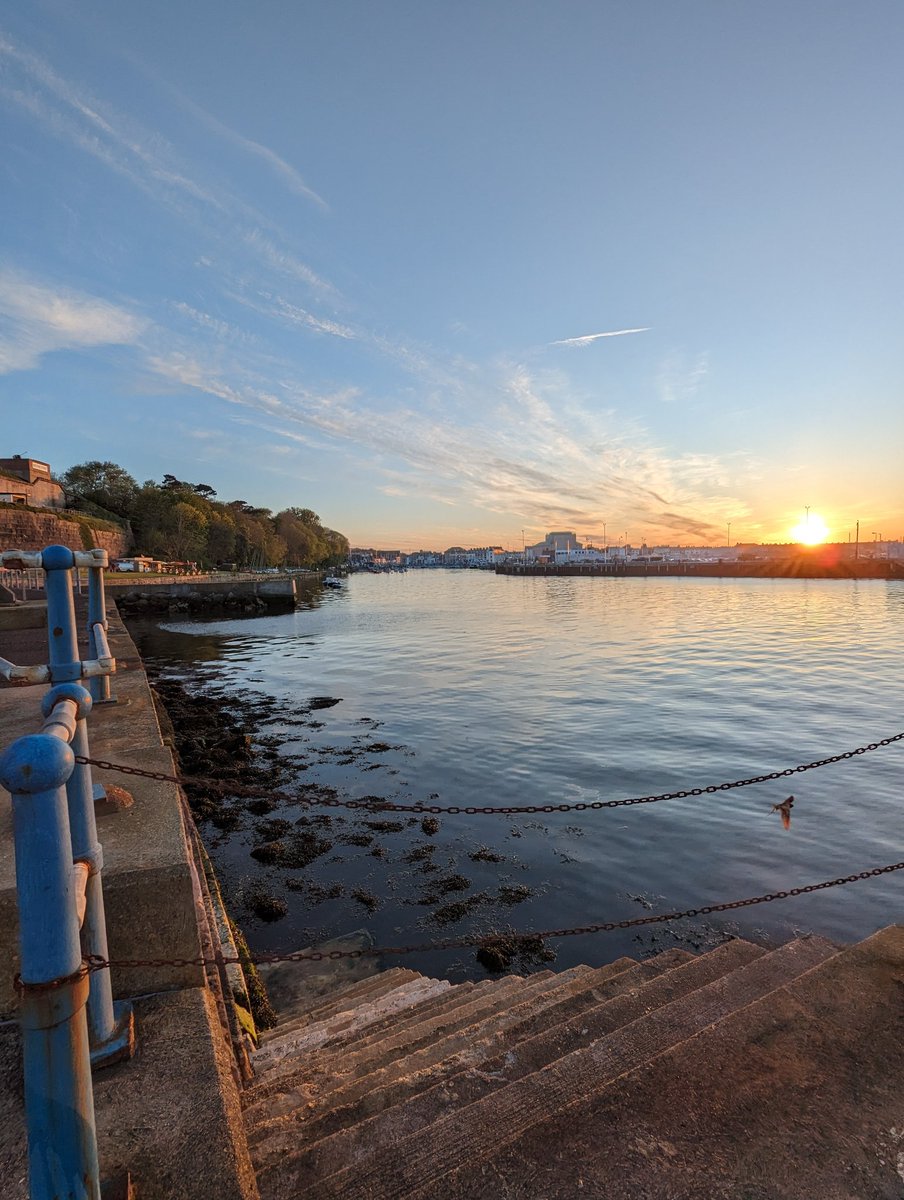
771;795;794;830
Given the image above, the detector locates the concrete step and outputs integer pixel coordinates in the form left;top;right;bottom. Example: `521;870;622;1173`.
253;976;449;1073
259;968;582;1114
320;980;477;1056
305;935;837;1200
425;926;904;1199
249;947;721;1187
246;971;575;1132
248;971;582;1133
243;974;532;1122
259;967;422;1044
255;930;379;1021
250;953;676;1184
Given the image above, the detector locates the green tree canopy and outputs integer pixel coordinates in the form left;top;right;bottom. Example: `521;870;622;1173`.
61;460;138;518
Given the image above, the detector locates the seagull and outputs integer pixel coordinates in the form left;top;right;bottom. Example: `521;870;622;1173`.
771;795;794;830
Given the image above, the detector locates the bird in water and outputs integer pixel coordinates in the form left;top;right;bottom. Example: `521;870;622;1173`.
771;795;794;830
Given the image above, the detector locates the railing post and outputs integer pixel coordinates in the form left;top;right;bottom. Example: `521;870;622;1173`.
0;733;101;1200
86;551;114;705
41;548;134;1066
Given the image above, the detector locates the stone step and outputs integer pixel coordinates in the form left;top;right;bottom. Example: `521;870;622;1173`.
426;926;904;1199
306;935;838;1200
320;980;477;1057
246;971;572;1132
246;968;586;1139
251;953;669;1184
243;974;534;1122
249;947;718;1187
259;967;422;1044
254;976;448;1073
248;962;631;1155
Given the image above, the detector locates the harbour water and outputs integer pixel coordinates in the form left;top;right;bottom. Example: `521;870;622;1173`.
135;571;904;978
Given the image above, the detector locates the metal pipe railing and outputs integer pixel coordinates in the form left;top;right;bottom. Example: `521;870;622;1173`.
86;554;113;705
0;722;102;1199
0;547;133;1065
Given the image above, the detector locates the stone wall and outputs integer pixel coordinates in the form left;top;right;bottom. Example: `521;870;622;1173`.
0;504;131;558
114;576;298;616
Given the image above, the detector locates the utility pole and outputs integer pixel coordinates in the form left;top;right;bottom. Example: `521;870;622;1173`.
855;520;859;560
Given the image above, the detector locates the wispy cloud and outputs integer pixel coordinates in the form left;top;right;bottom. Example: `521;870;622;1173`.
0;269;145;374
658;351;709;404
0;31;222;210
550;327;650;348
142;336;742;543
0;30;334;301
161;85;328;211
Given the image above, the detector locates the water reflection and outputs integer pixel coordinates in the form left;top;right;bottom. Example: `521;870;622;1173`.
131;573;904;977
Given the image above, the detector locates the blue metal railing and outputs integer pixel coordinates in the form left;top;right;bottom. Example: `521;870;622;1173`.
0;546;134;1198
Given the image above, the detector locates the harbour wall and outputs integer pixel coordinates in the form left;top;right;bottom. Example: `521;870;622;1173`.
112;575;302;616
497;559;904;581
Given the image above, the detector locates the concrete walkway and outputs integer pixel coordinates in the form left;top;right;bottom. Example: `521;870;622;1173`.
0;600;258;1199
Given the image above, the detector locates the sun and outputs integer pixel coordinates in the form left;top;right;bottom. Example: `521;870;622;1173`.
790;513;829;545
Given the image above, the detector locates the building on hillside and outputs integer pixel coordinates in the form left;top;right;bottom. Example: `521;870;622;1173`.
0;455;65;509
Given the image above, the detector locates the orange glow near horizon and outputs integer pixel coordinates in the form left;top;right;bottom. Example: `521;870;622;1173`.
790;513;829;545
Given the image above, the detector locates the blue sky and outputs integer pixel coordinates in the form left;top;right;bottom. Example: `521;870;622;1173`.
1;1;902;549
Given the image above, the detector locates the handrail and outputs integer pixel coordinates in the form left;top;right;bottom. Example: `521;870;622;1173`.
0;545;136;1197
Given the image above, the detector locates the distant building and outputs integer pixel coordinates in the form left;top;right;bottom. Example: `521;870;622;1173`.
0;455;65;509
527;531;582;559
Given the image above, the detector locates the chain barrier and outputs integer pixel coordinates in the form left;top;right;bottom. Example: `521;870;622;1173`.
78;859;904;973
76;729;904;816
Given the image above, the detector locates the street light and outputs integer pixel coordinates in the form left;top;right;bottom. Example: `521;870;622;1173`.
727;521;731;548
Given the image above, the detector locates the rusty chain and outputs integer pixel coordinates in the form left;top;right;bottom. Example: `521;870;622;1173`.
76;729;904;816
80;859;904;973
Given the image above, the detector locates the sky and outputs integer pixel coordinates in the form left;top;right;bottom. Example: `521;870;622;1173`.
1;1;902;551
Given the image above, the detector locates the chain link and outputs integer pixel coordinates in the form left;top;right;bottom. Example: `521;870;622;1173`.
76;729;904;816
78;859;904;973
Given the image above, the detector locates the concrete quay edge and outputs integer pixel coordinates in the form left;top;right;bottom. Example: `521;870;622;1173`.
0;595;259;1199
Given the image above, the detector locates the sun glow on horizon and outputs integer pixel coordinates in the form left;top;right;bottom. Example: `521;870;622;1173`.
790;513;830;545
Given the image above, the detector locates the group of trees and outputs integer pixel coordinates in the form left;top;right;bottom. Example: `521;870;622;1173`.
60;461;349;570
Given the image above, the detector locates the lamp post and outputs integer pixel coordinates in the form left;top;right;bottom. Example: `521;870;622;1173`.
727;521;731;548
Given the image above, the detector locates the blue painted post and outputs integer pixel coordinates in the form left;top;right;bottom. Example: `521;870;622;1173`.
0;734;101;1200
41;548;133;1065
86;553;112;704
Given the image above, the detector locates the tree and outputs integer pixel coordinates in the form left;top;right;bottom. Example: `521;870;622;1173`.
61;461;138;517
162;501;208;561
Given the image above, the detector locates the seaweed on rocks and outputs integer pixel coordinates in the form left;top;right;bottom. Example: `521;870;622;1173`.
476;933;556;973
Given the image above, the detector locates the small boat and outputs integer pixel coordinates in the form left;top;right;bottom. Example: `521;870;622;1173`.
322;576;343;588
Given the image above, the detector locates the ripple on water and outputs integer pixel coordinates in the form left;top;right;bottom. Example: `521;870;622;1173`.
140;572;904;973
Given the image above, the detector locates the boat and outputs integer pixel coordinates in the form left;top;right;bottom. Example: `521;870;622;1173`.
322;576;343;588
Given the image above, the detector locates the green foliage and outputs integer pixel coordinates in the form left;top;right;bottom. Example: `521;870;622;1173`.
0;501;122;533
59;460;348;569
74;516;96;550
61;461;138;518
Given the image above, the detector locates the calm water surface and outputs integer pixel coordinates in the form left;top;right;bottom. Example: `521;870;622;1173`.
137;571;904;978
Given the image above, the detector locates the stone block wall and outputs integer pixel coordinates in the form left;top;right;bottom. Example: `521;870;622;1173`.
0;505;131;558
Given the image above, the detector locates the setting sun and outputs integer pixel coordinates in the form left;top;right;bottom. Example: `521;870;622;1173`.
790;513;830;545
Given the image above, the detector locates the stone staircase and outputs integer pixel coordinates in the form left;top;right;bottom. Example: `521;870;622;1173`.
242;926;904;1198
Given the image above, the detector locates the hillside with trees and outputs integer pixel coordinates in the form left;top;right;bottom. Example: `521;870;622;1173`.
59;461;349;569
